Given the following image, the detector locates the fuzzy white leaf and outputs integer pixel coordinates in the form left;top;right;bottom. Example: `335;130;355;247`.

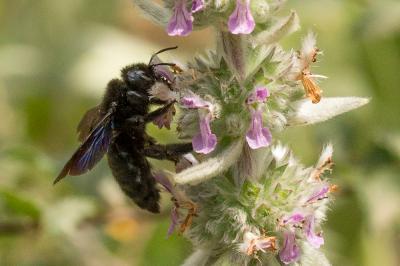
269;0;288;12
287;97;370;126
181;249;211;266
211;251;247;266
254;11;300;45
295;242;331;266
132;0;170;26
271;141;290;167
174;140;243;185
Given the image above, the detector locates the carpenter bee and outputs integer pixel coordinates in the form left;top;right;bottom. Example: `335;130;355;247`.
54;47;192;213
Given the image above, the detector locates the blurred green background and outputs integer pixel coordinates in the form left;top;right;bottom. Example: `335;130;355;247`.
0;0;399;265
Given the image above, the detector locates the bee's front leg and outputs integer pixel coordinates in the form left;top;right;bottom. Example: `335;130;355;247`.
144;101;175;123
143;143;193;163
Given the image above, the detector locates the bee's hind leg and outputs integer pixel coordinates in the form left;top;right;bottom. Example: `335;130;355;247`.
144;143;193;163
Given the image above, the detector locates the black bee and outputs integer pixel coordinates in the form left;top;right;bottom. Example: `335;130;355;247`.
54;47;192;213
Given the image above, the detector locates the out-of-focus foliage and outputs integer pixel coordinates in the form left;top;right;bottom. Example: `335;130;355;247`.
0;0;398;265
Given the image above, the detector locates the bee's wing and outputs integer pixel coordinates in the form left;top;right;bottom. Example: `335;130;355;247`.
54;109;114;184
77;105;102;142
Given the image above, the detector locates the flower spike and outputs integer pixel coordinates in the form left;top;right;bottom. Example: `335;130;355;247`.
132;0;370;264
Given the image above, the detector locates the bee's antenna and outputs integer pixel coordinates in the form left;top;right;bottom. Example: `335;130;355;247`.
150;63;177;68
149;46;178;65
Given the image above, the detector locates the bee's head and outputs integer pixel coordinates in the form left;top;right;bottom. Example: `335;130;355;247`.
121;63;155;92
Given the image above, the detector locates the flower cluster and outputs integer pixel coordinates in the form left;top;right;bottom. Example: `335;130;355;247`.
167;0;256;36
134;0;369;265
179;85;272;154
180;144;335;265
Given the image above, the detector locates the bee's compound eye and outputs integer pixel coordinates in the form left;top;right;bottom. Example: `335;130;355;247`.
127;70;151;82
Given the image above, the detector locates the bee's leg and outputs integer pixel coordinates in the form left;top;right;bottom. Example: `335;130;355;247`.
144;133;157;145
149;98;168;105
125;101;174;128
144;143;193;162
144;101;175;123
125;115;145;128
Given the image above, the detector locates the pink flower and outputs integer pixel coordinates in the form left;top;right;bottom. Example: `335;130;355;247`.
192;114;217;154
304;215;324;248
306;184;330;203
279;230;301;264
167;0;193;36
246;86;270;105
181;94;209;109
228;0;255;34
282;213;305;225
246;109;272;149
181;92;217;154
191;0;204;13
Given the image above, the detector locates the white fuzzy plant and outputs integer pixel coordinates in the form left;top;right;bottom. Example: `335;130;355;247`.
133;0;369;265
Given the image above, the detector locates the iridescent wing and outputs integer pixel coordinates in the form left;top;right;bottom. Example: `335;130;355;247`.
54;108;114;184
77;105;102;142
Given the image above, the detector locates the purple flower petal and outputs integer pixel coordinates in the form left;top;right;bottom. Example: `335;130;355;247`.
192;114;217;154
191;0;204;13
256;86;270;102
228;0;255;35
279;230;301;264
181;93;209;109
246;109;272;149
304;215;324;248
167;207;179;236
282;212;305;225
167;0;193;36
247;86;269;105
306;185;330;203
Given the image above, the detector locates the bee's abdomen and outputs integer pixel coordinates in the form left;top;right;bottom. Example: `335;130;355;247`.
107;137;160;213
